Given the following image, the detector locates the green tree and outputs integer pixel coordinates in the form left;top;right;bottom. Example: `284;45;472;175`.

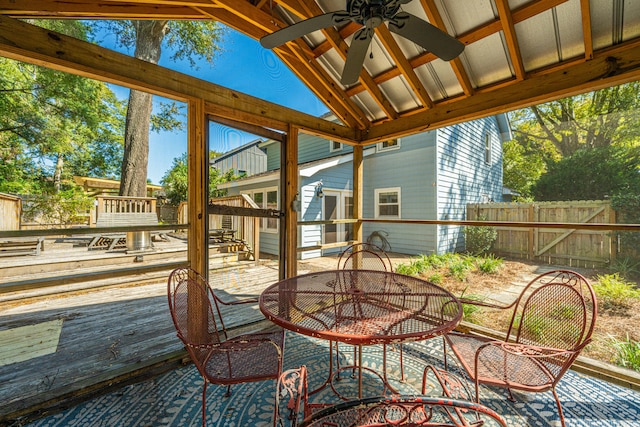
511;82;640;158
507;82;640;201
161;152;237;205
532;146;640;201
0;20;124;194
95;20;226;197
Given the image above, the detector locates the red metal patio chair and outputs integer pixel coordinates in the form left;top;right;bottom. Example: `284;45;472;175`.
337;242;393;271
297;394;508;427
336;243;406;382
443;269;597;427
167;267;285;427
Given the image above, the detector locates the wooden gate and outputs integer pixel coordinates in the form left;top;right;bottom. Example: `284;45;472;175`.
467;200;614;268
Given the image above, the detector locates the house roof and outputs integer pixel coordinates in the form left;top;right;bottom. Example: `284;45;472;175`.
2;1;640;145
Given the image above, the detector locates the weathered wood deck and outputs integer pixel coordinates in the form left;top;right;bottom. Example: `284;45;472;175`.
0;235;335;423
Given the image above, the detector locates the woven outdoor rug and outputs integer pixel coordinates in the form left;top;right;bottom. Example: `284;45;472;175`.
26;332;640;427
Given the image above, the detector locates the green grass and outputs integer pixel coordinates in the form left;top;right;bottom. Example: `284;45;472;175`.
612;335;640;371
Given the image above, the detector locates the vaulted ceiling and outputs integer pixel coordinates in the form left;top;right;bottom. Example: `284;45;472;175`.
2;0;640;144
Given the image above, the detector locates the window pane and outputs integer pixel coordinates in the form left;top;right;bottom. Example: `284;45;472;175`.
380;205;399;216
379;192;398;204
253;192;263;205
266;190;278;229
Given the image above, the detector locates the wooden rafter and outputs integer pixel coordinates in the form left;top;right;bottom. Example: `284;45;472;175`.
495;0;525;80
420;0;473;97
580;0;593;60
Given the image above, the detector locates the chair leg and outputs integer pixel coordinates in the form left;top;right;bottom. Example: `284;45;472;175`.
552;387;567;427
201;381;208;427
225;385;231;397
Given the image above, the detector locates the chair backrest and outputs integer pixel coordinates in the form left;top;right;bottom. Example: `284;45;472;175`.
298;395;507;427
167;268;227;363
508;269;597;354
338;243;393;271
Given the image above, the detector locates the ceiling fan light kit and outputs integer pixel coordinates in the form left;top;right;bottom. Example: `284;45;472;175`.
260;0;464;86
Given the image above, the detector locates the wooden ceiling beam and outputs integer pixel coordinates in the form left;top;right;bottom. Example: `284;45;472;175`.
375;25;433;109
0;0;208;19
0;16;357;142
269;1;398;121
342;0;568;98
361;39;640;144
283;42;370;130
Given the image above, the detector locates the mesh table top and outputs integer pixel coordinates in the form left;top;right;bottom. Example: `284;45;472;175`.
259;270;462;345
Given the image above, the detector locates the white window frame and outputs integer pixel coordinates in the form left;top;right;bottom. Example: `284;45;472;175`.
329;140;343;152
484;132;492;165
375;187;401;219
241;187;279;233
377;138;401;152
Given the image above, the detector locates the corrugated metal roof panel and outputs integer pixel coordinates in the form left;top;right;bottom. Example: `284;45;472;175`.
462;33;513;87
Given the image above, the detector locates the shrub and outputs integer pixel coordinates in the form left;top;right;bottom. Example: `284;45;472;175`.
448;258;474;281
476;254;503;274
593;273;640;309
464;221;497;256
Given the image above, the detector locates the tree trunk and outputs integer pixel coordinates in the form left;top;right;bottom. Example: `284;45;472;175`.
53;154;64;193
119;20;168;197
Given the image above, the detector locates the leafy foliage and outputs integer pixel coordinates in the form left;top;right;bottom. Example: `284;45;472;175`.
507;82;640;201
611;194;640;267
532;146;640;201
22;186;93;226
464;222;497;256
593;273;640;310
161;152;238;205
92;20;226;197
0;20;125;195
395;253;503;282
611;335;640;371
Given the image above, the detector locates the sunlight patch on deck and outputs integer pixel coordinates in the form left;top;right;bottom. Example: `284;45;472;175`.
0;319;63;367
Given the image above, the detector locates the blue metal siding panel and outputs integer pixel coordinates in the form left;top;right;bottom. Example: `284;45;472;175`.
298;133;354;164
265;143;281;171
436;116;504;253
362;132;439;255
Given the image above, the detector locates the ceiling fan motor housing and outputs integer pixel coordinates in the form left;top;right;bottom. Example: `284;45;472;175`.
347;0;407;26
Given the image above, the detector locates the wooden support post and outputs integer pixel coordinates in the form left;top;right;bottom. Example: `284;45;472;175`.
187;98;208;275
353;145;363;243
186;97;208;343
284;125;299;278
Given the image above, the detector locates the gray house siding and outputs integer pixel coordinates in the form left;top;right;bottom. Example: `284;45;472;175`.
211;141;266;176
436;118;504;253
219;114;507;259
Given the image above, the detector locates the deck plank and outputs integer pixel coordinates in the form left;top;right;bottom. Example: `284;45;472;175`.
0;260;292;421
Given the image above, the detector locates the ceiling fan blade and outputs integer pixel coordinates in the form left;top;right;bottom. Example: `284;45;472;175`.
388;12;464;61
260;11;351;49
341;27;373;85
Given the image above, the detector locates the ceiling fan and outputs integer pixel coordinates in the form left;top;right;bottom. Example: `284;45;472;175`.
260;0;464;86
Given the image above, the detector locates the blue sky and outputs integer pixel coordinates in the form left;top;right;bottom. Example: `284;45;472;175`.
101;26;328;185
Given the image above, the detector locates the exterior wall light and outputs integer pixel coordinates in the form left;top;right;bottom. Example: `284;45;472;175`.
315;181;324;198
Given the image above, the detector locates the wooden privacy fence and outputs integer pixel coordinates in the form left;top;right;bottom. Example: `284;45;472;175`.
467;200;615;268
0;193;21;231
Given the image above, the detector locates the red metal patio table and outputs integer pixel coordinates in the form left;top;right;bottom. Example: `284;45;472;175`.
259;269;462;400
